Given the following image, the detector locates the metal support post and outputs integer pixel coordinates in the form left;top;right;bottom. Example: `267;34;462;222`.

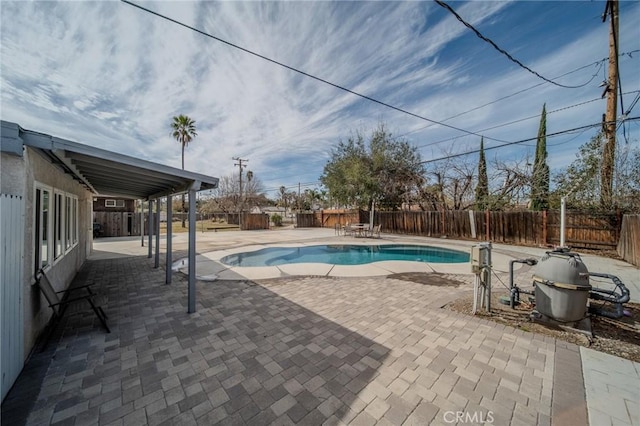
154;198;160;268
188;188;197;313
140;207;144;247
166;195;172;284
147;200;153;258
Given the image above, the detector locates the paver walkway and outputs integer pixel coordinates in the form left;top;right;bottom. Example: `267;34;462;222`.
2;230;637;425
1;256;560;425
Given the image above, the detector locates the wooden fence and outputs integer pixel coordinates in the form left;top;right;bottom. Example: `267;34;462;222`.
241;213;270;230
617;215;640;266
299;209;622;250
297;210;367;229
93;212;145;237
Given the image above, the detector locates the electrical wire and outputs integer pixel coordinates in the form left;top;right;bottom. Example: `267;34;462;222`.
539;127;593;148
397;59;609;139
121;0;508;144
414;91;640;151
252;92;640;190
262;182;321;194
435;0;601;89
625;92;640;116
419;117;639;165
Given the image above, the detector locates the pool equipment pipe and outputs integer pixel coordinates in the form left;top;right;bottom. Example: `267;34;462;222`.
509;251;631;320
508;258;538;308
587;272;630;319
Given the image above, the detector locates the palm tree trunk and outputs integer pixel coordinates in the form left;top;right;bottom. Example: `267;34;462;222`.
182;142;186;228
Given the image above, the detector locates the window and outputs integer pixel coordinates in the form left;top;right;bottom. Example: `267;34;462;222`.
44;187;79;268
54;192;64;260
72;198;78;244
105;199;124;208
65;195;72;250
34;186;51;271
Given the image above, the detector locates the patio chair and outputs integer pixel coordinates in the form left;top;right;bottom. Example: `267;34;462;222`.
35;269;110;347
366;224;381;238
344;223;355;237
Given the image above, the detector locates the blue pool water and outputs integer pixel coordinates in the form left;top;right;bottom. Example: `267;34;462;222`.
220;244;469;267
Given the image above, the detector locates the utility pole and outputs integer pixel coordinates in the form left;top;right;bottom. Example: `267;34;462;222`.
233;157;248;227
600;0;619;208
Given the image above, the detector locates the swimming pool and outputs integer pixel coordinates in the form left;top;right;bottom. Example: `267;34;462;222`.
220;244;469;267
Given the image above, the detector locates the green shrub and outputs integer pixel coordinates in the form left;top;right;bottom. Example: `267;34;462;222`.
272;214;283;227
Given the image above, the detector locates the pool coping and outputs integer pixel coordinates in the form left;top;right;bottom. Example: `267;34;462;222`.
178;240;525;281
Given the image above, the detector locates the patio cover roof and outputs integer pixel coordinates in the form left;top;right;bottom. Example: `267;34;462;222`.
1;121;218;199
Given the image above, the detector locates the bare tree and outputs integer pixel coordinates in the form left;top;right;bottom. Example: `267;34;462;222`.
424;149;475;211
487;155;533;210
213;173;267;213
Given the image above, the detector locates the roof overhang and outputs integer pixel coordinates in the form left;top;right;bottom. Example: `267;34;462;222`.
2;121;218;200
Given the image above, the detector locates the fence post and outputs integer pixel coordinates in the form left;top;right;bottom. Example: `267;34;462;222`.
485;209;490;241
542;210;547;246
469;210;477;239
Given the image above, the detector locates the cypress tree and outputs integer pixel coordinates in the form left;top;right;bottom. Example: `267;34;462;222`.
531;104;549;211
475;137;489;210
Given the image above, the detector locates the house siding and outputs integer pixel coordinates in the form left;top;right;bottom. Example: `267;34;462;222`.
93;197;135;212
1;147;92;359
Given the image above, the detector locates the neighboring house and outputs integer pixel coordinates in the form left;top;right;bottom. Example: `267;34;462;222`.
251;206;286;216
0;121;218;401
92;197;138;237
93;197;135;213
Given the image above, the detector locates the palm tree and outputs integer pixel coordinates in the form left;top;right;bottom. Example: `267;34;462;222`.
171;115;197;227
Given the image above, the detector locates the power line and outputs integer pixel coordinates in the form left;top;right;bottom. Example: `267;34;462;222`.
396;60;607;140
537;127;593;148
414;91;640;150
435;0;599;89
625;92;640;116
121;0;508;144
263;182;320;194
396;50;637;141
419;117;639;165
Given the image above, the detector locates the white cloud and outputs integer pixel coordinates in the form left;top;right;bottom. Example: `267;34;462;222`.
1;1;638;196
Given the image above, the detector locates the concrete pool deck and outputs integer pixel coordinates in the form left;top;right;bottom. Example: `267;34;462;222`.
91;227;640;302
145;227;638;302
184;239;517;281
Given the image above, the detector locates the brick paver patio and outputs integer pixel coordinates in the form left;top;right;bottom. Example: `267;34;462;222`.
2;252;590;425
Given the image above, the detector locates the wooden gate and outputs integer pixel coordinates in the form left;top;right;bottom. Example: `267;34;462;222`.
1;194;25;401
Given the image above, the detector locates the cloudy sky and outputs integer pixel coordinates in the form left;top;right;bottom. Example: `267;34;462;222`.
1;1;639;197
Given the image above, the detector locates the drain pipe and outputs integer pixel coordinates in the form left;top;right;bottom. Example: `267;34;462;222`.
587;272;631;319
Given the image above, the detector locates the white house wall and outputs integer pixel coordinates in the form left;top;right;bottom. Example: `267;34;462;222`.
1;147;92;359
